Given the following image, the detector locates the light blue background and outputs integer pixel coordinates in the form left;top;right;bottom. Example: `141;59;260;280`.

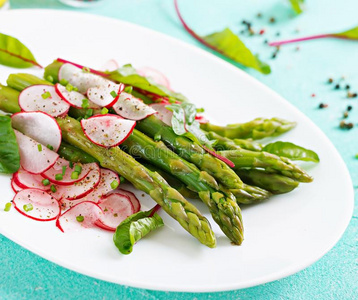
1;0;358;299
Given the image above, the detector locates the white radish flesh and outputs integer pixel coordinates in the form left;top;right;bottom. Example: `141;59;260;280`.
87;82;124;108
11;177;23;193
137;67;171;89
13;189;61;221
54;83;99;109
14;130;59;174
115;188;141;213
18;85;70;117
56;201;103;232
112;92;156;121
11;111;62;152
14;168;48;190
149;103;173;126
81;114;136;148
100;59;119;72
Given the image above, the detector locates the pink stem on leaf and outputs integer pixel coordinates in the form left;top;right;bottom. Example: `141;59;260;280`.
268;34;334;47
57;58;108;77
149;204;161;217
202;146;235;168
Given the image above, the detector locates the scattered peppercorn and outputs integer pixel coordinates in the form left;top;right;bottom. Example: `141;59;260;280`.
340;121;354;129
343;111;349;118
269;17;275;23
319;103;328;109
347;105;353;111
311;93;316;98
346;84;350;90
257;13;262;18
335;84;340;90
348;92;358;98
264;39;268;44
259;29;265;35
328;78;333;84
295;46;300;51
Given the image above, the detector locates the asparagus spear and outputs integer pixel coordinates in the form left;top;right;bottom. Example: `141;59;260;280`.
236;169;299;194
0;84;216;248
58;141;99;164
0;84;21;113
206;131;263;151
218;150;312;183
200;118;296;140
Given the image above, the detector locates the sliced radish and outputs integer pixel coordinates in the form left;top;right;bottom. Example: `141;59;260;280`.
95;193;134;231
13;189;61;221
195;115;209;124
11;177;23;193
137;67;171;89
18;85;70;117
54;83;99;109
42;158;92;186
11;111;62;152
81;114;135;148
14;130;59;174
149;103;173;126
100;59;119;72
57;58;108;77
115;188;141;213
52;163;100;200
56;201;103;232
14;168;48;191
58;63;111;94
112;92;156;121
87;82;124;108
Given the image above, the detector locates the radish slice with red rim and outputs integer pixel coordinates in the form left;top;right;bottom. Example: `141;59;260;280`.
13;189;61;221
58;63;111;94
11;112;62;152
137;67;171;89
87;82;124;108
56;201;103;232
18;85;70;117
52;163;100;200
14;168;48;190
14;130;59;174
54;83;99;109
11;177;23;193
81;114;136;148
115;188;141;213
112;92;156;121
149;103;173;126
95;193;134;231
100;59;119;72
42;158;92;186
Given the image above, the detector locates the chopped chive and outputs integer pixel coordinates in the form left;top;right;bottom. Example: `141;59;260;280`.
41;91;51;99
4;202;11;212
69;161;74;168
46;75;54;83
74;165;82;174
154;133;161;141
50;185;57;193
46;144;54;150
110;90;118;98
62;166;67;176
66;83;75;92
101;107;109;115
42;179;50;186
119;176;125;183
81;99;89;109
37;144;42;152
82;67;90;73
196;108;205;113
55;174;63;181
73;86;79;92
110;180;119;189
84;109;93;119
76;215;84;222
23;203;33;212
71;171;79;180
59;79;68;86
124;86;133;94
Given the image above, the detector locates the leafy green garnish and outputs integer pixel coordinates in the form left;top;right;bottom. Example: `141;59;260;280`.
289;0;305;14
263;141;319;163
0;32;42;68
113;208;164;255
0;116;20;174
106;64;187;102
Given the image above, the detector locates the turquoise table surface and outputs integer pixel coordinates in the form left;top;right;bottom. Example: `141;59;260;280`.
2;0;358;299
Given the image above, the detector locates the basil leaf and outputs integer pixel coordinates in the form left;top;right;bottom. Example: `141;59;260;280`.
166;103;187;136
263;141;319;163
0;115;20;173
333;26;358;40
113;209;164;255
181;102;196;125
107;65;187;102
289;0;304;14
0;32;42;68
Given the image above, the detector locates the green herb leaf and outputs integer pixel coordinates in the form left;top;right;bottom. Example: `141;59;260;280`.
0;32;42;68
113;208;164;255
333;26;358;40
0;116;20;174
166;103;187;136
289;0;305;14
263;141;320;163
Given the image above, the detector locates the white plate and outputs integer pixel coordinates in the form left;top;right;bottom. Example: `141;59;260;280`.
0;10;353;292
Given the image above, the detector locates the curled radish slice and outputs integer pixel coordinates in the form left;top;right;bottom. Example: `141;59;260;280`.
87;82;124;108
56;201;103;232
137;67;171;89
149;103;173;126
14;168;48;190
81;114;136;148
115;188;141;213
18;85;70;117
11;112;62;152
95;193;134;231
11;177;23;193
52;163;100;200
54;83;99;109
42;158;92;186
13;189;61;221
14;130;59;174
112;92;156;121
58;63;110;94
100;59;119;72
